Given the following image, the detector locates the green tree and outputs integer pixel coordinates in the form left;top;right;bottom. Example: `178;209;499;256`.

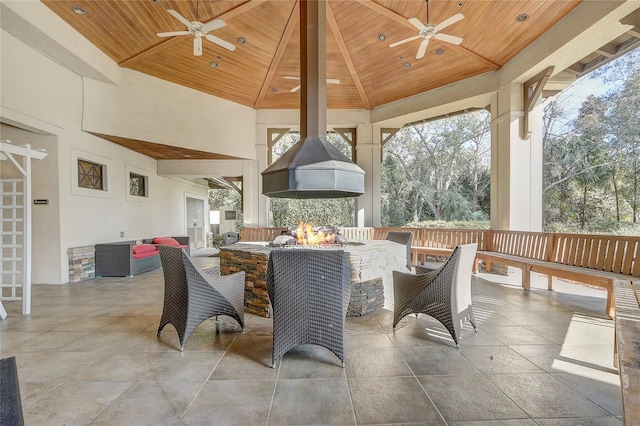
607;64;640;222
382;111;490;224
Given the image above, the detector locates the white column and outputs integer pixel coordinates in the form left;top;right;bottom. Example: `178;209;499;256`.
529;103;545;231
244;123;269;227
355;123;382;227
490;84;544;231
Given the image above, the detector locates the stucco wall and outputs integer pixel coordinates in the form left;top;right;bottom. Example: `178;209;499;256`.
1;31;210;284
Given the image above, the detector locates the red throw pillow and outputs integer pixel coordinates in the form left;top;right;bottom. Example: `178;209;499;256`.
153;237;181;247
132;243;157;254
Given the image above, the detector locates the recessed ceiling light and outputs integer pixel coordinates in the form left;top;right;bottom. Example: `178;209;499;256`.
457;2;464;6
210;62;218;68
403;62;411;68
71;5;86;15
377;34;386;42
516;14;529;22
436;47;445;55
237;37;246;45
184;154;192;158
272;88;279;93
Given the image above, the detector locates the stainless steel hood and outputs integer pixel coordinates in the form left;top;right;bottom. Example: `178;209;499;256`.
261;136;365;199
261;0;365;199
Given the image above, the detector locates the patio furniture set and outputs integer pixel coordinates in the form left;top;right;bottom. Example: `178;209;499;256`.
153;227;638;425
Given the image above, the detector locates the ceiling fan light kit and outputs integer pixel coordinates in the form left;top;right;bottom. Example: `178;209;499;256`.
157;7;235;57
389;0;464;59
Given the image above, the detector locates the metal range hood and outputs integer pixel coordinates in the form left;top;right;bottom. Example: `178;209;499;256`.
261;0;365;199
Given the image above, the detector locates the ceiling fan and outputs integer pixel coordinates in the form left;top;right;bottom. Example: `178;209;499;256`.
389;0;464;59
157;6;235;56
284;76;340;93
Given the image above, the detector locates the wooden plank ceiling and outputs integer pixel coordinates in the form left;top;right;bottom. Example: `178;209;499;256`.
42;0;583;111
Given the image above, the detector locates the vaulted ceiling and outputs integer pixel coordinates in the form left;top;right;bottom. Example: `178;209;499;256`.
41;0;586;111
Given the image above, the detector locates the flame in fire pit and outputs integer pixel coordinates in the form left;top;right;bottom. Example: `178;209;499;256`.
296;222;335;245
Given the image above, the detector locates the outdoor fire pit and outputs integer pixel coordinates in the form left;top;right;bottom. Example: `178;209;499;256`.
219;225;406;317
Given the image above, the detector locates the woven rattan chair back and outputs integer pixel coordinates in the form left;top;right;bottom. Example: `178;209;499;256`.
392;243;477;346
267;249;351;368
157;245;245;351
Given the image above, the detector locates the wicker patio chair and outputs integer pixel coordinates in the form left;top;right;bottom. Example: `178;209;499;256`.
385;231;413;270
157;245;245;351
392;243;478;347
266;249;351;368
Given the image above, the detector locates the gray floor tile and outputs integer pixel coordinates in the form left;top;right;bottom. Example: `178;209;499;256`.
0;260;623;426
345;346;413;377
552;370;623;416
457;345;544;375
487;373;612;419
183;379;275;425
349;376;445;424
418;373;527;421
90;381;183;425
141;351;224;382
72;351;165;381
269;378;356;425
22;380;132;426
400;346;478;376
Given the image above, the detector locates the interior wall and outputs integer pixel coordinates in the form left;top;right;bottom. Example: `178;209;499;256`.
1;30;208;284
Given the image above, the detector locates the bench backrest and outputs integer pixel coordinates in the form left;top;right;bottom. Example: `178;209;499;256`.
240;227;287;242
551;233;640;277
485;230;552;262
239;227;640;278
372;227;486;250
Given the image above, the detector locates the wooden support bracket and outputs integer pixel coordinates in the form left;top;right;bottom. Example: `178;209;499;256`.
522;66;554;140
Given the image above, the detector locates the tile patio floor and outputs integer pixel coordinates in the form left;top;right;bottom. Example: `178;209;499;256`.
0;250;622;425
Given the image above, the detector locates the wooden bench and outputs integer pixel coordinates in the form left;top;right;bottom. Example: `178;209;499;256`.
239;227;639;318
476;231;640;318
613;280;640;424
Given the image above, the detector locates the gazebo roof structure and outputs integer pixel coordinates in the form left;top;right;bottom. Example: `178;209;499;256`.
2;0;639;160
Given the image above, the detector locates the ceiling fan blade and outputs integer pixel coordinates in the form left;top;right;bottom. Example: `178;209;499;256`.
167;9;193;29
284;76;301;80
408;17;427;31
194;36;203;56
326;79;340;85
202;19;226;34
157;31;190;37
290;85;301;93
389;35;421;48
416;38;429;59
435;13;464;32
435;33;463;45
205;34;236;51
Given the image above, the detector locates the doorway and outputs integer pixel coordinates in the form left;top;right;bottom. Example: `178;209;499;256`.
185;195;206;249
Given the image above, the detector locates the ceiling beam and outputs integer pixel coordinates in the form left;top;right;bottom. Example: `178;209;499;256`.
120;0;269;68
440;43;500;70
354;0;416;27
255;1;299;109
326;4;371;109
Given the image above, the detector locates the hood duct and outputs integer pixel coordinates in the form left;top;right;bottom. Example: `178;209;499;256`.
261;0;365;199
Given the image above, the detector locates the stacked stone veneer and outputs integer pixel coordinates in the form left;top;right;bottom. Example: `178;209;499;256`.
67;246;95;282
219;240;406;317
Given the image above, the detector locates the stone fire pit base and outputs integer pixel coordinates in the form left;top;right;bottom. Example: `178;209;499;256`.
219;240;406;317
